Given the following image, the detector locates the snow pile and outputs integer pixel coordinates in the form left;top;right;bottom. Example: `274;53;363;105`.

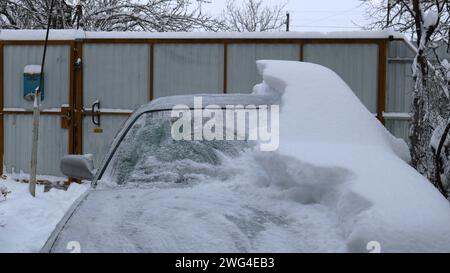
255;60;450;252
0;185;10;200
24;65;41;75
56;151;348;252
0;176;88;252
9;171;67;185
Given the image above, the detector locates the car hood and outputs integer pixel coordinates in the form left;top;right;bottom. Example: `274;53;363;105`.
45;152;351;253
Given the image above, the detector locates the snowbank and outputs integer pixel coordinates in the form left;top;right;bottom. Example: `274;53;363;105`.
0;177;88;252
255;60;450;252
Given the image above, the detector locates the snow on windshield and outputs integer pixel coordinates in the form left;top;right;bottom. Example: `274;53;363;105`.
103;111;251;186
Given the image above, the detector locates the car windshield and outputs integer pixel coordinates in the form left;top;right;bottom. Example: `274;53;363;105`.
101;110;254;186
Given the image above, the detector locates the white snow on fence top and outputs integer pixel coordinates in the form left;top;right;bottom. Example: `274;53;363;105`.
24;65;41;75
0;29;409;41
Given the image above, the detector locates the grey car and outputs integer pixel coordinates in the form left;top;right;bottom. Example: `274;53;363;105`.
41;93;347;253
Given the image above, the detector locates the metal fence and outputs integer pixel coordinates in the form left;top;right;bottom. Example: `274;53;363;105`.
0;32;415;176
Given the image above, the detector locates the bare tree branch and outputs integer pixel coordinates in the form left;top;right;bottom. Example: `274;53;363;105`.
218;0;287;32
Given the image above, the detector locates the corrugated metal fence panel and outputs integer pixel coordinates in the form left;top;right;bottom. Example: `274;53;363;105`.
153;43;224;97
387;62;413;113
388;40;416;59
387;40;414;113
227;44;300;93
82;44;150;168
4;115;68;176
3;45;70;109
303;44;379;113
83;44;150;109
83;115;129;167
3;45;70;176
385;119;410;141
434;43;450;62
386;40;416;142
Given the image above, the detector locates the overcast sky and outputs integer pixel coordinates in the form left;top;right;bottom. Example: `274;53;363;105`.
203;0;372;32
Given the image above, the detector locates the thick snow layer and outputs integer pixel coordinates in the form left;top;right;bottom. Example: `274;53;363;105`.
255;60;450;252
0;29;407;41
0;176;88;252
24;65;41;75
53;153;349;253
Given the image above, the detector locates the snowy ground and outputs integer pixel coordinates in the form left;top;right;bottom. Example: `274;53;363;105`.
0;175;88;252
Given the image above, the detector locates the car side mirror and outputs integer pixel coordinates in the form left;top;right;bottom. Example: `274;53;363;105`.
60;154;95;180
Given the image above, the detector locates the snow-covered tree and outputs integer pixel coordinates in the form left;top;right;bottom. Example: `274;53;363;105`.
363;0;450;41
218;0;287;32
363;0;450;198
0;0;219;31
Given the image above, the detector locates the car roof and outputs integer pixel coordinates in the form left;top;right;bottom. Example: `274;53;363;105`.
137;93;280;113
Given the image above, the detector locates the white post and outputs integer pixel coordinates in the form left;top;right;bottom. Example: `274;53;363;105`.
29;90;40;197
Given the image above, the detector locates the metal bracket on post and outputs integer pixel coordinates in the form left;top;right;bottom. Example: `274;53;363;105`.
60;106;71;129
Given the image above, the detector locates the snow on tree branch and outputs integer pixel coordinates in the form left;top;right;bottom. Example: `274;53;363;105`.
0;0;220;31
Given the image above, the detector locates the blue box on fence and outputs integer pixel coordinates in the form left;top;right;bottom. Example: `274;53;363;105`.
23;69;44;101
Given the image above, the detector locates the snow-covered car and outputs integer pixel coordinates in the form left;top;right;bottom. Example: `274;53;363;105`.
42;61;450;253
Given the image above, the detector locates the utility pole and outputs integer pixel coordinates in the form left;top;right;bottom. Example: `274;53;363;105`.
286;12;290;32
197;0;211;14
